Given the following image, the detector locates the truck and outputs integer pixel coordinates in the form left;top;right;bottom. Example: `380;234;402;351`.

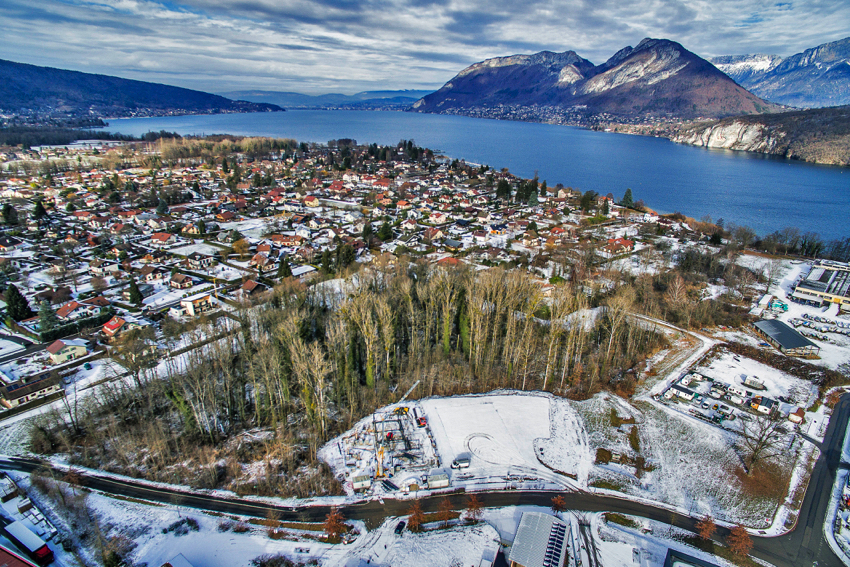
769;298;788;312
451;453;471;469
2;521;53;566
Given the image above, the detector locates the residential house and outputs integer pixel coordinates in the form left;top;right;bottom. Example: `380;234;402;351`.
170;273;193;289
186;252;214;270
150;232;176;247
0;236;22;251
55;301;91;321
46;339;89;365
250;252;273;273
89;259;120;276
235;280;266;300
423;227;444;241
180;294;215;317
0;373;62;409
102;316;125;338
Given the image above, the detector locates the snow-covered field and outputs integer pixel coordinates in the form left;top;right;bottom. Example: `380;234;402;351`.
170;242;223;257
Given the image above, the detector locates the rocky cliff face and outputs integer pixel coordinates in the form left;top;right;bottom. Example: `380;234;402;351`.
672;106;850;165
414;38;777;120
673;121;785;153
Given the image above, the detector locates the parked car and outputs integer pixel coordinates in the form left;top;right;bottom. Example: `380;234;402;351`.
394;521;406;535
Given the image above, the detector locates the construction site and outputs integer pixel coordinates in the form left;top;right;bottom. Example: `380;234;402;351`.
320;400;443;496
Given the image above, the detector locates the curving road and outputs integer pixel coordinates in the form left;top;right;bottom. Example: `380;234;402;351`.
1;394;848;567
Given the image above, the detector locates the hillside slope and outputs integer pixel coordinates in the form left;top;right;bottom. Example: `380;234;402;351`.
0;59;282;118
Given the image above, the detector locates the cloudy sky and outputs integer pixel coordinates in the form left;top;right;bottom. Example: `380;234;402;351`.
1;0;847;95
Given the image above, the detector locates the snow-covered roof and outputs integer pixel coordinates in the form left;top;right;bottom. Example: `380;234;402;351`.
508;512;568;567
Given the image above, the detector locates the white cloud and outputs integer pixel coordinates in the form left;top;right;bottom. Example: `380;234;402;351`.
0;0;846;93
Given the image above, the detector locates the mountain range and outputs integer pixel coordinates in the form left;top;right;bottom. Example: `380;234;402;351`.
710;36;850;108
0;59;282;119
220;90;431;109
412;38;779;120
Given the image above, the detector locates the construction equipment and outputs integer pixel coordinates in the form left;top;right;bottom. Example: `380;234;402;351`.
376;446;385;478
393;406;409;416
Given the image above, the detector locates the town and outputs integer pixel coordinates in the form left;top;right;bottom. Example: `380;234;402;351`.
0;135;848;567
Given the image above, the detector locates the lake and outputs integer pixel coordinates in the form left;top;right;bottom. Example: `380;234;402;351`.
106;110;849;241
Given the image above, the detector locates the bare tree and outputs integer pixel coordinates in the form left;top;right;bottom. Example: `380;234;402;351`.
762;258;783;294
739;414;786;472
605;285;634;359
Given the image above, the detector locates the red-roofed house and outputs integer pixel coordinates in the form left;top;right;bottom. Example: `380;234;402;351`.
151;232;176;247
103;316;126;338
46;339;89;364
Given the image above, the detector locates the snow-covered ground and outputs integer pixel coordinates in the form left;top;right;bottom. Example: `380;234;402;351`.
169;241;224;257
320;392;585;498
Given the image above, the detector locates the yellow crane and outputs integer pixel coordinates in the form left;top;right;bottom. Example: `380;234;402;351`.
376;446;385;478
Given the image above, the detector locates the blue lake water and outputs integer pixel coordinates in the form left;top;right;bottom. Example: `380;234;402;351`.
106;110;849;240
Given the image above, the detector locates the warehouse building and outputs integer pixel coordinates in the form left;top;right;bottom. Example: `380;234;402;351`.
753;319;820;357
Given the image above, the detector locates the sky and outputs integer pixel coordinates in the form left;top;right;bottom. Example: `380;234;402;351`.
1;0;848;95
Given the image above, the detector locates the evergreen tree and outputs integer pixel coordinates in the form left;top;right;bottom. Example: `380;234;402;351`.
377;222;393;242
33;200;47;220
128;277;144;306
5;284;34;321
1;204;17;225
539;180;547;197
527;221;538;233
339;244;356;267
156;199;168;215
527;190;538;207
278;260;293;279
362;222;373;241
601;199;609;216
197;220;206;234
321;250;333;273
222;158;229;174
496;179;511;200
621;188;634;208
38;300;60;332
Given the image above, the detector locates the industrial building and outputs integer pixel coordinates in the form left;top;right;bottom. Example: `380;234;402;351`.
791;260;850;311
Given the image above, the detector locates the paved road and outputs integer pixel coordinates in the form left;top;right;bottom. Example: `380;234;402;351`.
1;395;848;567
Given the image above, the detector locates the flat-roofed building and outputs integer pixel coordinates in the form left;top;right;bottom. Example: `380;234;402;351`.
792;260;850;311
508;512;569;567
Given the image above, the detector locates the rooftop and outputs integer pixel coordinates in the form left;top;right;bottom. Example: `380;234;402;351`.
753;319;817;351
